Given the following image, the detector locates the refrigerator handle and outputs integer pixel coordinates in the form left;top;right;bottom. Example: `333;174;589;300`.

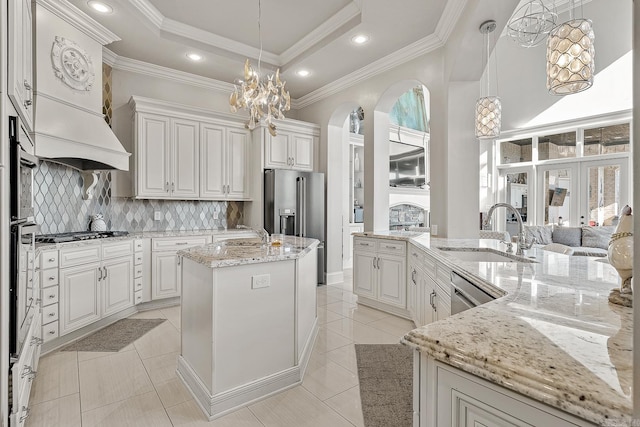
296;177;302;237
301;177;307;237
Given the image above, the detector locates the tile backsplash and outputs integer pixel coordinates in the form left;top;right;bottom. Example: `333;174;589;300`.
34;161;243;234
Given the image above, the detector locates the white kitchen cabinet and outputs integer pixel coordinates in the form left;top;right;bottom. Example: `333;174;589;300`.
200;123;250;200
59;262;101;335
509;183;527;209
134;113;199;199
407;243;450;326
151;235;212;300
8;0;34;131
102;256;134;317
265;128;316;171
415;353;596;427
353;237;407;318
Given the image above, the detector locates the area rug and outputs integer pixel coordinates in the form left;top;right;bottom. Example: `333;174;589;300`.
355;344;413;427
61;318;166;352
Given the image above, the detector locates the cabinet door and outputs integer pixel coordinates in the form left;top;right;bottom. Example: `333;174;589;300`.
353;251;376;299
8;0;33;131
102;256;134;317
265;132;290;169
151;252;180;299
200;123;226;198
291;133;314;171
59;263;101;335
138;114;171;197
172;119;200;198
377;254;406;308
227;128;250;199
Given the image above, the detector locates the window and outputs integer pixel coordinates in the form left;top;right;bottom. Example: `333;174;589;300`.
584;123;630;156
538;131;576;160
500;138;532;164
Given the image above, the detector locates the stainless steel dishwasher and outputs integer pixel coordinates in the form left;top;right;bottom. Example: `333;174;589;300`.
450;272;495;314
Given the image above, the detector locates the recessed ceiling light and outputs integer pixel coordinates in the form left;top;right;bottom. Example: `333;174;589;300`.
351;34;369;45
87;1;113;13
186;53;203;61
296;70;310;77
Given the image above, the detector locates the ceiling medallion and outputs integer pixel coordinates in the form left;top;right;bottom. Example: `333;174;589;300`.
51;36;95;91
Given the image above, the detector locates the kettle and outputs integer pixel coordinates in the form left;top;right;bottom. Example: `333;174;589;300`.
90;214;107;232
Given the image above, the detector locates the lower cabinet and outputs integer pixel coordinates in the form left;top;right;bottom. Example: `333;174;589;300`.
151;235;212;300
151;252;180;299
416;354;596;427
102;256;134;317
408;243;451;327
353;237;407;317
59;262;101;335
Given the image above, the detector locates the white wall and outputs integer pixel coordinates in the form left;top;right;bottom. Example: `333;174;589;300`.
492;0;632;131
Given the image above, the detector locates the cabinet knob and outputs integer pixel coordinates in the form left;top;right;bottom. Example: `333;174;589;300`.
49;276;55;281
19;406;30;422
23;80;31;90
48;258;55;262
48;330;55;335
48;312;55;317
48;294;55;299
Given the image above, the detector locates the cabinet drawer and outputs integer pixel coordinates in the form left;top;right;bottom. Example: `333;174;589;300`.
134;264;143;278
102;240;134;260
40;250;59;269
41;286;59;306
134;253;143;265
408;245;426;265
40;269;59;287
377;240;406;255
42;321;59;342
42;304;59;325
134;277;143;292
134;239;144;252
152;236;210;251
59;245;101;268
134;290;143;305
353;238;376;252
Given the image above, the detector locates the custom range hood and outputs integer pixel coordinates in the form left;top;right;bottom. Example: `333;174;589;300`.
33;0;130;171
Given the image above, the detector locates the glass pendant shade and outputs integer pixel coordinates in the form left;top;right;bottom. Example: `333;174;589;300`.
546;18;594;95
475;96;502;139
507;0;557;48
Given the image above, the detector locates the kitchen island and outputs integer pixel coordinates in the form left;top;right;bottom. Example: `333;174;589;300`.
355;231;631;426
176;236;319;420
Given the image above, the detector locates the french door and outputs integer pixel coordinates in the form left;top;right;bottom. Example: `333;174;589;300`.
580;158;629;226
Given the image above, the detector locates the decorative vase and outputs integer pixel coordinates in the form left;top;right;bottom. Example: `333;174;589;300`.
90;214;107;232
350;111;360;134
608;205;633;306
354;152;360;172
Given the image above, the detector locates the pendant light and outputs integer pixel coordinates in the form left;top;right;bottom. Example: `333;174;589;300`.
546;0;594;95
475;20;501;140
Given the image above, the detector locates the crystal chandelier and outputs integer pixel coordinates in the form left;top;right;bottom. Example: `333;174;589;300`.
546;0;594;95
507;0;557;48
475;20;501;140
229;0;290;136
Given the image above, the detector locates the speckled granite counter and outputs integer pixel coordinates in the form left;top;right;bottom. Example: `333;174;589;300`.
177;236;319;268
355;231;631;425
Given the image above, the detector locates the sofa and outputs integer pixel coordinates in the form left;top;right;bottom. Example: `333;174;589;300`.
525;225;615;256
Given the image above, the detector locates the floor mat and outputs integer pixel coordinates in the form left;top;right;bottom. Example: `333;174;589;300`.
61;318;166;352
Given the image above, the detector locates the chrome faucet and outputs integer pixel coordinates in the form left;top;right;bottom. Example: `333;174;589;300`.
483;203;533;255
236;225;270;244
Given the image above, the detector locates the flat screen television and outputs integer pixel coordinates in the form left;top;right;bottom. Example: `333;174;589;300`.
389;141;426;188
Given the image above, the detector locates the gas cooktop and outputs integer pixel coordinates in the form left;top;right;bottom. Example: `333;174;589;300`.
35;230;129;243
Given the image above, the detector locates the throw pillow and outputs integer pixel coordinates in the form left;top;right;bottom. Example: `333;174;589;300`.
524;225;553;245
581;226;615;249
552;226;582;247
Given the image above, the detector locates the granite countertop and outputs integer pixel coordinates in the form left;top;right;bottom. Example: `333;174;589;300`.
35;228;257;250
177;236;319;268
356;231;632;425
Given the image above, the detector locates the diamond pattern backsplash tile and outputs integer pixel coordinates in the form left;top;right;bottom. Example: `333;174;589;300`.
34;161;242;234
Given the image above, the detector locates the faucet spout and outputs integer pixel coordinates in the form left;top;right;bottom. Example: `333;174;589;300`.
236;225;270;244
484;203;529;255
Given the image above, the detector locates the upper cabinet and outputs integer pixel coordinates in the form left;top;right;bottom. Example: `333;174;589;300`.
8;0;34;131
264;124;318;171
128;97;251;201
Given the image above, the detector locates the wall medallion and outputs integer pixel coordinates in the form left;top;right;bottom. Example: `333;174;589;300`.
51;36;95;91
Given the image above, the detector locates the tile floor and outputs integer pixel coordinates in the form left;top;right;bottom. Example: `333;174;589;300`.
26;270;416;427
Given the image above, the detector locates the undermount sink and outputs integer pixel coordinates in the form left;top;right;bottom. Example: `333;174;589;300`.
437;247;537;263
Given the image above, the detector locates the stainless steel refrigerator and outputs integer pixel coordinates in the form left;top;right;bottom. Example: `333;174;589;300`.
264;169;325;284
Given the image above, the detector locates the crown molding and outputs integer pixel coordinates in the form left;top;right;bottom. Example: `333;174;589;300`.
127;0;163;28
280;2;361;65
125;0;360;67
294;0;468;109
112;55;234;92
35;0;120;45
102;47;117;67
295;33;443;109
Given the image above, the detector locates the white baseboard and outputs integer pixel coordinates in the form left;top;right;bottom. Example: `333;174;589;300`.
326;271;345;286
177;321;319;421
